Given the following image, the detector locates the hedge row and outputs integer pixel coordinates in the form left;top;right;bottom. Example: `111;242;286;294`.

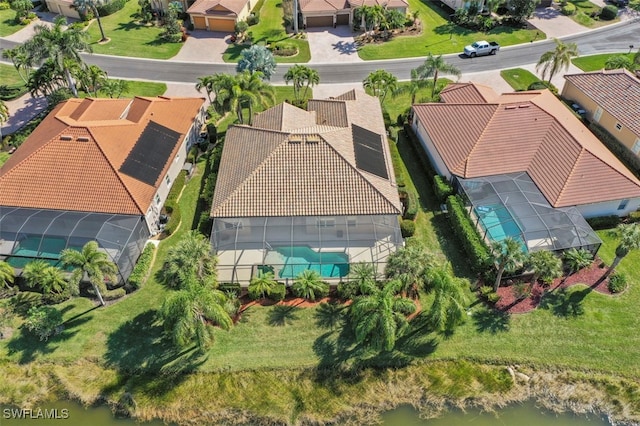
163;170;187;236
403;190;418;220
167;170;187;204
96;0;127;16
433;175;454;203
127;243;156;290
586;215;621;230
446;195;491;272
0;84;28;101
103;288;126;301
197;145;223;235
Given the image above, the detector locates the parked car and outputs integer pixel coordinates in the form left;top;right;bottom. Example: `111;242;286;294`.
610;0;628;7
463;40;500;57
570;102;586;117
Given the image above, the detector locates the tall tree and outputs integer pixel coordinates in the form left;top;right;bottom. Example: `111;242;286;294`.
195;75;216;103
292;269;328;301
527;250;562;285
283;65;319;102
414;54;461;98
26;60;68;98
385;243;433;298
72;0;108;42
101;79;129;98
212;71;275;124
160;276;232;353
363;69;397;104
74;64;107;97
602;223;640;279
3;47;33;84
489;237;526;292
22;16;92;96
237;45;277;80
349;280;416;352
0;260;15;289
424;263;468;333
397;68;430;105
161;230;217;289
509;0;538;23
61;241;118;306
536;38;579;84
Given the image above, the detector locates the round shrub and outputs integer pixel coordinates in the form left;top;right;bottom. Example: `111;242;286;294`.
247;13;259;25
0;2;11;10
337;280;360;299
268;283;287;301
600;5;617;20
561;3;576;15
400;219;416;238
608;273;627;293
528;81;558;95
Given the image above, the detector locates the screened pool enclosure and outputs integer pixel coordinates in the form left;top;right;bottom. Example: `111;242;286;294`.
212;215;403;284
457;173;601;254
0;207;150;283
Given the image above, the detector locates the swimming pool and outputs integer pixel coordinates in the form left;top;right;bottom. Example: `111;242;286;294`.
6;236;69;268
474;204;524;246
274;246;350;279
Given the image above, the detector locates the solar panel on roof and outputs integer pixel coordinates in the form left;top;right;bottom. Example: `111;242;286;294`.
352;124;388;179
119;121;181;186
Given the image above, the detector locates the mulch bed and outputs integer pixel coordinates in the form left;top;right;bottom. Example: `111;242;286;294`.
494;260;612;314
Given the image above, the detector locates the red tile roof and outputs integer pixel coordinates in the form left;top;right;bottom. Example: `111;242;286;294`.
0;97;204;215
413;83;640;207
187;0;249;15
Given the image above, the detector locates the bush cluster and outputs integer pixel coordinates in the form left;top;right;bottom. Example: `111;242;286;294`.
103;288;126;301
246;13;259;25
433;175;454;203
96;0;127;16
269;283;287;301
0;84;27;101
446;195;491;272
561;3;576;15
219;282;242;296
608;273;627;293
400;219;415;238
42;289;71;305
528;81;558;95
600;5;617;20
478;285;500;303
198;145;223;235
2;114;45;149
586;215;621;230
401;190;419;220
0;2;10;9
271;42;297;57
337;280;361;299
127;243;156;290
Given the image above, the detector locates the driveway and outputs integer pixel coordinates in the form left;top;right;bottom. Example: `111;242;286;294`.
169;30;231;63
4;12;62;43
306;26;362;63
528;6;590;38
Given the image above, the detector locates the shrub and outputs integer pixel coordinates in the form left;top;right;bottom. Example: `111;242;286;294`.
446;195;491;272
24;305;62;341
246;13;259;25
96;0;127;16
42;289;71;305
219;282;242;296
600;5;617;20
0;84;27;101
103;287;126;301
513;281;531;300
337;280;360;300
166;170;187;204
400;219;415;238
486;292;501;303
235;20;248;35
127;243;156;290
433;175;454;202
586;215;621;230
560;2;576;15
163;202;181;235
268;283;287;301
479;285;494;298
403;190;419;220
0;2;10;10
608;273;627;293
528;81;558;95
10;291;43;315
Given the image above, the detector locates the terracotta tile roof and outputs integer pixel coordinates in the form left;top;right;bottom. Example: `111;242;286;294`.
412;84;640;207
300;0;349;11
187;0;249;15
348;0;408;7
564;69;640;138
307;99;349;127
252;103;318;131
211;89;401;218
440;83;497;104
0;97;204;215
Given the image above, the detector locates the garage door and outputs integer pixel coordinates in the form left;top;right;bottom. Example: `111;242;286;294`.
336;13;349;25
193;16;206;30
207;17;236;32
306;15;333;27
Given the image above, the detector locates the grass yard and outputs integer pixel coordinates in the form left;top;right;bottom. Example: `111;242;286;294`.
357;0;541;60
101;80;166;97
0;152;9;167
566;0;614;28
573;53;636;71
0;63;24;86
86;0;183;59
0;8;22;37
500;68;541;91
222;0;310;63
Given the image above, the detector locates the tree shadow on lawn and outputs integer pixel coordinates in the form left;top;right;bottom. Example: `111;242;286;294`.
267;304;301;326
473;305;510;334
539;287;588;318
6;305;93;364
115;20;149;32
314;301;346;330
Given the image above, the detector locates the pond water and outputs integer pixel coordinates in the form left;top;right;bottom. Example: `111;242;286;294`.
382;401;610;426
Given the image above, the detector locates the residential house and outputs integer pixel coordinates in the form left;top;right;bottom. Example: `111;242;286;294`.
0;96;205;282
299;0;408;28
563;69;640;156
411;83;640;253
210;89;403;284
45;0;81;19
187;0;254;31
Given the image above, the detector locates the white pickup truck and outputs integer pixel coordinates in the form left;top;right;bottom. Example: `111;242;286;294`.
463;40;500;57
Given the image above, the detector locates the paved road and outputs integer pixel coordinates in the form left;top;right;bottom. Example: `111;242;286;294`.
1;18;638;85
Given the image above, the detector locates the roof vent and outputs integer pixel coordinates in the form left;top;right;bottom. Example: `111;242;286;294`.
288;134;303;143
60;135;73;141
504;105;517;110
518;104;530;108
77;136;90;142
306;134;320;144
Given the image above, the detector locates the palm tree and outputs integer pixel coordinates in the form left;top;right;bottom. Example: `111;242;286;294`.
292;270;328;301
526;250;562;285
195;75;216;103
604;55;633;71
363;69;398;104
489;237;526;292
161;231;217;289
60;241;118;306
101;79;129;98
283;65;319;102
397;68;430;105
74;64;107;97
160;277;232;353
2;47;33;84
602;223;640;279
248;270;278;300
385;243;433;298
22;16;92;97
72;0;108;42
562;247;593;275
348;262;379;294
213;71;275;125
23;261;67;295
349;280;416;352
425;263;468;333
536;38;579;84
0;100;8;141
414;54;462;98
0;260;15;289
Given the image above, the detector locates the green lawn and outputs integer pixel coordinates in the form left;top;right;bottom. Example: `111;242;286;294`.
222;0;310;63
0;152;9;167
573;53;635;71
0;63;24;86
0;8;23;37
100;80;167;97
85;0;183;59
500;68;541;91
566;0;614;28
357;0;541;60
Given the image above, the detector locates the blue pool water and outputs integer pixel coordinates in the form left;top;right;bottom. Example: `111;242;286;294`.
275;246;349;279
474;204;524;245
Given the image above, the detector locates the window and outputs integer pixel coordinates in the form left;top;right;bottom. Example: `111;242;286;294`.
175;154;180;163
317;218;335;228
633;139;640;155
593;107;602;123
165;175;171;186
347;218;357;227
618;199;629;211
615;123;622;131
155;194;161;205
